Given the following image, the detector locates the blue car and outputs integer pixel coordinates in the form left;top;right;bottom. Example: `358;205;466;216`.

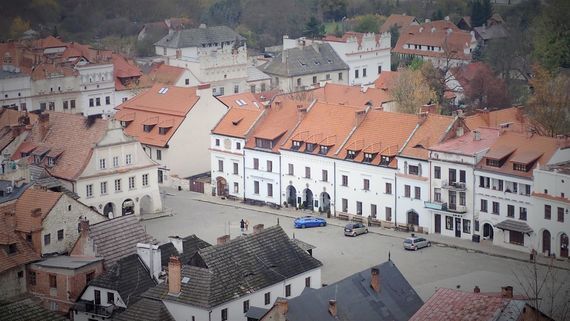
294;216;327;229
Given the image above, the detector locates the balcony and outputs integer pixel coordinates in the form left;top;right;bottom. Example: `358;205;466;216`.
442;181;466;190
448;203;467;213
425;201;467;214
74;300;114;318
424;201;447;211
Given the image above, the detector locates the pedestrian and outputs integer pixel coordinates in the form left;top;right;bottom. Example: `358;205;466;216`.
245;219;249;232
240;219;245;233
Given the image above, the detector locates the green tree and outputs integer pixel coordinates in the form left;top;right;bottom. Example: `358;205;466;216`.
303;16;325;39
321;0;348;21
532;0;570;70
389;24;399;48
354;14;379;33
470;0;492;27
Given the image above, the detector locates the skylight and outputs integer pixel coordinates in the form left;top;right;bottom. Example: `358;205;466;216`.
158;87;169;94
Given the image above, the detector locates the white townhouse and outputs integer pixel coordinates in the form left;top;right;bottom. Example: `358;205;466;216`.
531;148;570;259
11;112;162;218
474;131;562;253
116;83;228;183
0;66;32;111
210;93;264;197
154;25;249;97
426;128;499;240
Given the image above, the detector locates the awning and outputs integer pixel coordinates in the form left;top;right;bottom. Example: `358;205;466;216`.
495;219;533;234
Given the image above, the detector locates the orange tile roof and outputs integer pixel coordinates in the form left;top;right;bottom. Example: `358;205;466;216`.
430;127;500;155
115;84;200;147
0;212;40;273
400;114;455;160
337;110;419;167
112;53;143;79
218;92;265;109
146;62;185;85
12;113;108;181
33;36;67;49
312;83;393;108
211;106;264;139
380;14;418;33
322;31;381;46
6;187;63;233
476;131;559;178
373;71;400;91
465;107;527;130
0;108;38;128
30;62;77;81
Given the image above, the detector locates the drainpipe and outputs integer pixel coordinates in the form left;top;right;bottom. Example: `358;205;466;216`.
242;148;246;199
333;161;337;216
394;174;398;225
279;154;282;206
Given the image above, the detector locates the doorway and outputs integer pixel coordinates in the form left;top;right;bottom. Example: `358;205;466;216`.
434;214;441;234
455;218;461;238
561;233;569;258
542;230;551;255
483;223;494;240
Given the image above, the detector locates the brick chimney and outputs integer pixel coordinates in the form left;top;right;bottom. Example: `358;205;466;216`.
78;218;90;236
276;298;288;315
38;113;50;139
217;235;230;245
354;108;368;127
253;224;264;234
474;286;480;293
370;267;380;293
328;299;337;317
476;109;490;126
168;256;181;295
501;286;513;298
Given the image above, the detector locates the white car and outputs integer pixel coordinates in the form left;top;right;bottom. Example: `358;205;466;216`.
403;236;431;250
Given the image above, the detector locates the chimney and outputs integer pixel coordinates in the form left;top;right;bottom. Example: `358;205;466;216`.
370;267;380;293
328;300;337;317
282;50;288;64
168;236;184;254
501;286;513;298
355;109;367;127
473;130;481;141
79;218;90;236
474;286;481;293
168;256;182;296
38;113;50;138
476;109;490;125
217;234;230;245
418;111;429;125
253;224;264;234
137;243;162;281
276;298;289;315
297;105;307;122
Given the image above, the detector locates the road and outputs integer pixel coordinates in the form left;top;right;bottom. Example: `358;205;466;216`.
143;190;569;317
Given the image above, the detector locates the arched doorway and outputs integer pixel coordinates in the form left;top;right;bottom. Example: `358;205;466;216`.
303;188;313;211
407;210;419;226
122;199;135;216
483;223;494;240
542;230;551;255
560;233;569;258
103;202;116;218
286;185;297;207
216;177;228;197
140;195;153;215
319;192;331;213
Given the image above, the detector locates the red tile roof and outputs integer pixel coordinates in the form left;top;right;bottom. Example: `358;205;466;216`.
7;187;63;233
312;83;393;108
430;127;500;156
465;107;527;130
113;54;142;79
218;92;265;110
146;62;185;85
380;14;418;33
400;114;455;160
374;71;401;91
211;106;263;139
0;212;40;273
322;31;381;46
115;84;200;147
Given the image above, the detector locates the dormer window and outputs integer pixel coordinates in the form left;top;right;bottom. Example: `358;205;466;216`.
292;141;302;151
143;125;154;133
513;163;529;172
34;155;42;164
346;150;357;160
486;159;501;167
47;157;55;166
120;121;131;128
319;146;329;155
306;143;315;153
255;138;272;149
158;127;169;135
7;243;17;255
363;153;375;163
380;156;392;166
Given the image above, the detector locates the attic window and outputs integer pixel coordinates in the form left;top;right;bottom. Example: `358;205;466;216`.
255;138;272;149
346;150;357;160
47;157;55;166
158;87;169;94
232;118;243;126
513;163;529;172
327;59;333;64
34;155;42;164
380;156;392;166
292;140;302;151
363;153;375;163
235;99;247;106
305;143;315;153
319;146;329;155
313;60;320;65
486;159;501;167
7;243;17;255
143;124;154;132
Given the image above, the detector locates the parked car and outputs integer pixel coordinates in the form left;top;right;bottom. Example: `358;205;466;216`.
403;236;431;250
344;223;368;237
294;216;327;229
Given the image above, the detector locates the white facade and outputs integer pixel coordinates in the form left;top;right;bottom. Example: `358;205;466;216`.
395;157;432;230
244;149;282;205
76;64;116;116
0;70;32;111
210;134;246;198
272;70;349;93
74;285;127;321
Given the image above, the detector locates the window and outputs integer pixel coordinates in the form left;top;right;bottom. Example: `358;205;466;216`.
100;182;107;195
356;201;362;215
338;72;343;80
459;192;465;206
371;204;377;218
261;83;266;91
218;160;224;172
105;96;111;105
234;84;239;94
70;100;76;109
107;292;115;304
513;163;528;172
449;169;457;182
253;158;259;170
363;179;370;191
363;68;367;77
507;205;515;218
267;160;273;172
520;207;527;221
243;300;250;313
434;188;441;202
305;277;311;287
322;170;328;182
63;100;68;109
86;184;93;198
297;78;302;86
404;185;411;198
143;125;153;132
254;181;260;194
96;97;101;106
236;142;241;150
509;231;524;245
486;159;501;167
267;183;273;197
355;69;359;78
459;170;466;183
545;205;551;219
434;166;441;179
481;199;488;212
233;182;239;194
342;199;348;212
99;158;106;169
524;184;531;196
215;139;220;146
49;274;57;288
125;154;132;165
385;207;392;221
288;164;294;175
129;176;135;190
142;174;149;187
462;219;471;234
285;284;291;297
29;271;37;286
377;65;382;74
326;74;331;80
86;271;95;284
312;76;317;84
342;175;348;186
186;79;190;85
414;187;421;200
446;216;453;230
89;98;94;107
7;243;17;254
250;85;256;93
498;179;503;191
233;163;239;175
385;183;392;194
305;167;311;179
221;308;228;321
408;165;420;175
156;150;162;160
492;202;500;214
57;229;64;241
113;156;119;167
264;292;271;305
114;179;121;192
557;207;564;222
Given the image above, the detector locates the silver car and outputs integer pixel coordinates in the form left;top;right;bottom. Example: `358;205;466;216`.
403;237;431;250
344;223;368;237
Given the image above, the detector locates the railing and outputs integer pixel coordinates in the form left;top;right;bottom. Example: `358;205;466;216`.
424;201;447;211
448;203;467;213
442;181;466;190
74;301;114;317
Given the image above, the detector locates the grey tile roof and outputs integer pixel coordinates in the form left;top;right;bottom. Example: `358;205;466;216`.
474;24;509;40
32;255;102;270
0;182;30;204
291;238;316;251
158;235;211;267
154;26;245;49
0;297;66;321
495;219;533;234
260;43;349;78
247;66;271;82
89;215;155;268
145;225;322;309
278;261;423;321
89;254;157;307
114;297;175;321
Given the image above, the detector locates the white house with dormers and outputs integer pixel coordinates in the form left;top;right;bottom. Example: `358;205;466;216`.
154;25;249;97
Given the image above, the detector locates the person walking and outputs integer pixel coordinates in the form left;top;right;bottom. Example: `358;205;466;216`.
245;219;250;232
240;219;245;233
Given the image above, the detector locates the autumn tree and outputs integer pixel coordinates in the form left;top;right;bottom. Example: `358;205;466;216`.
8;17;30;39
463;65;511;109
392;69;436;114
532;0;570;70
354;14;380;33
526;66;570;136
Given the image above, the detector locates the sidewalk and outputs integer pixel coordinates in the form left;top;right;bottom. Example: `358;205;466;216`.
176;189;570;271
